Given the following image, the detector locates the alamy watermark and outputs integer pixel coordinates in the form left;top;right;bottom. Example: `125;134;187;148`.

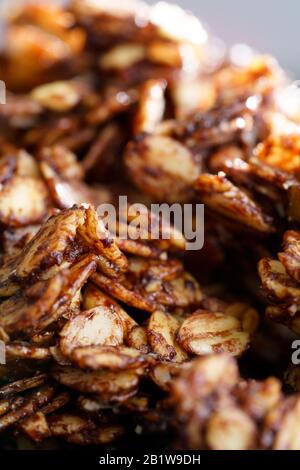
96;196;204;251
0;341;5;365
0;80;6;105
291;340;300;365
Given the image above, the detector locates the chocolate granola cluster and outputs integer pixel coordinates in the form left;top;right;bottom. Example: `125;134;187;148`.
0;0;300;450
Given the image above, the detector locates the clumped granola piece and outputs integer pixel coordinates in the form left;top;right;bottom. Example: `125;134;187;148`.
194;173;274;233
258;230;300;332
255;134;300;176
92;256;202;313
168;355;300;450
0;0;300;452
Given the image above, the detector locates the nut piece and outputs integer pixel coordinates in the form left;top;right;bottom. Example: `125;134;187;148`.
177;310;249;356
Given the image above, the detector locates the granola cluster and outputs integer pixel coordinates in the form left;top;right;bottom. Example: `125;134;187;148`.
0;0;300;450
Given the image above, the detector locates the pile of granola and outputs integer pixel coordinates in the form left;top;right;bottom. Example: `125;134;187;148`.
0;0;300;450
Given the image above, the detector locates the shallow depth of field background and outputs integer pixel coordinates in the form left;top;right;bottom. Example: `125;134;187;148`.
0;0;299;76
149;0;300;77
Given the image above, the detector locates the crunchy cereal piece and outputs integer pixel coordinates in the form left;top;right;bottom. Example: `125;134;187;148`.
0;327;9;343
19;412;51;442
133;79;166;134
171;78;216;119
0;205;124;297
258;258;300;303
0;273;63;332
194;173;274;233
171;355;238;413
0;94;43;128
71;345;150;370
40;161;96;209
0;2;85;91
64;425;124;445
76;396;103;414
169;355;292;449
5;342;51;361
126;325;149;353
0;176;50;227
149;362;190;391
52;365;142;397
0;150;51;227
85;88;137;126
148;310;187;362
0;386;55;431
206;407;256;450
224;302;259;335
39;145;84;181
82;284;137;336
262;396;300;450
235;378;282;420
78;205;128;274
158;272;202;308
214;54;283;101
59;306;124;357
0;396;24;418
2;225;40;261
31;81;81;112
92;257;200;313
124;135;200;202
0;207;86;293
177;310;249;356
264;305;300;332
0;374;47;398
48;413;93;436
0;255;96;334
172;96;258;150
99;44;146;70
148;1;208;46
40;392;71;416
117;208;186;252
255;134;300;176
91;272;156;312
82;124;121;175
0;273;61;333
278;231;300;283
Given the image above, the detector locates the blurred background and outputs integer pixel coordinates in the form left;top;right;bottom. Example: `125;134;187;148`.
0;0;299;76
150;0;300;77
